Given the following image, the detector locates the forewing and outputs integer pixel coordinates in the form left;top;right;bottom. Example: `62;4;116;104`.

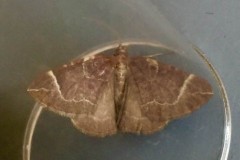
120;56;213;134
119;72;169;134
71;75;117;137
28;54;117;136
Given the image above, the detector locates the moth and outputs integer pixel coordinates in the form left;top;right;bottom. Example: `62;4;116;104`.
27;45;213;137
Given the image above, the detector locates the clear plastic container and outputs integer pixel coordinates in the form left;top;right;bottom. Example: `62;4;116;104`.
23;1;231;160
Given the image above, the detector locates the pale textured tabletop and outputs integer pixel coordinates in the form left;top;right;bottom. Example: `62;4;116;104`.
0;0;239;160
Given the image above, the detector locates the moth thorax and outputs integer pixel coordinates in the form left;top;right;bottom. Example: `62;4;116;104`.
114;61;128;97
114;60;128;124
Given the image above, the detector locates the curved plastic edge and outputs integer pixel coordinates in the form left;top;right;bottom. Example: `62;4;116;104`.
22;103;43;160
193;46;231;160
75;39;178;59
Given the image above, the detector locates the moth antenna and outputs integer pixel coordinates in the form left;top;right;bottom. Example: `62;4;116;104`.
145;53;164;58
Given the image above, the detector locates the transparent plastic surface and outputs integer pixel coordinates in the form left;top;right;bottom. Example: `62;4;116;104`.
23;1;231;160
23;41;231;160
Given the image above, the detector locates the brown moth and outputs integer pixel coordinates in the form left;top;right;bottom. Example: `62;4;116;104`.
27;45;213;137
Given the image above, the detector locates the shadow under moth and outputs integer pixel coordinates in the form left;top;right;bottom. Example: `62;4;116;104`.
27;45;213;137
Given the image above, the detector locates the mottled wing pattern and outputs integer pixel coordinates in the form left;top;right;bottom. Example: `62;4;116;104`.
28;54;117;137
119;56;213;134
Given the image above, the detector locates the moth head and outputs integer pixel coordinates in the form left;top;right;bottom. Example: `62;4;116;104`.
114;44;127;56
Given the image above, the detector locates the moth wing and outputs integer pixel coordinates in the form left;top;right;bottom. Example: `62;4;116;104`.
28;54;117;136
119;56;213;134
71;74;117;137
